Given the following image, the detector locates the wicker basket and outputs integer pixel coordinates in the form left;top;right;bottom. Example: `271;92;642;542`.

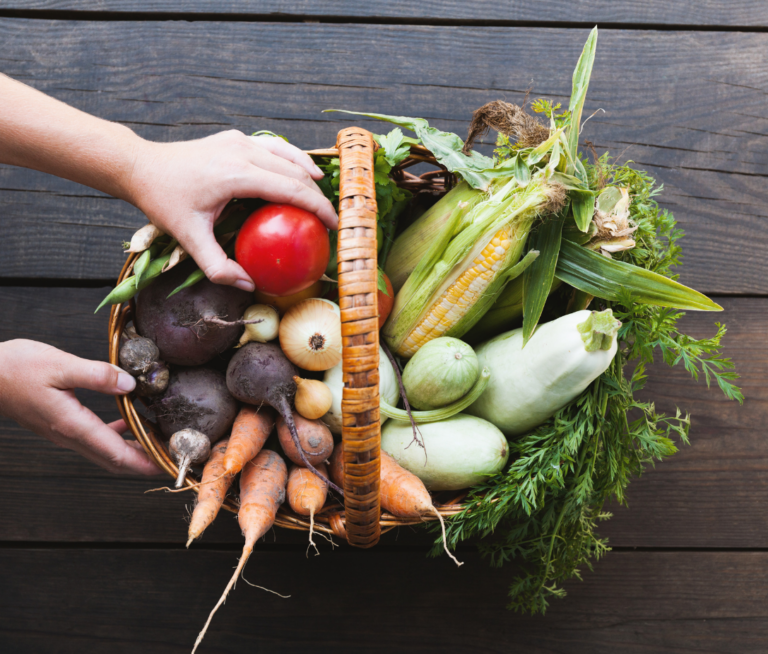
108;127;467;548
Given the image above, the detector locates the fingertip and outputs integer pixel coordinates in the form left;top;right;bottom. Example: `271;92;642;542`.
234;279;256;292
108;418;129;434
125;444;164;476
320;207;339;231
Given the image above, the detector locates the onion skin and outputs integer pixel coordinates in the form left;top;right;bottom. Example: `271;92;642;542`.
278;298;342;371
293;377;333;420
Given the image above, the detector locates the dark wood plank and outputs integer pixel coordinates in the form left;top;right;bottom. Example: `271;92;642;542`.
0;21;767;293
2;549;768;653
3;1;768;27
0;286;761;547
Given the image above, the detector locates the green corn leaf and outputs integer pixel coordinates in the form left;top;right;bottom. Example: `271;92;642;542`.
556;240;722;311
522;213;565;345
571;192;594;232
566;27;598;176
325;109;495;189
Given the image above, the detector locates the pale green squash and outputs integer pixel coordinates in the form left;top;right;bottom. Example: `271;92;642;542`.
381;413;509;490
467;309;620;436
402;337;479;410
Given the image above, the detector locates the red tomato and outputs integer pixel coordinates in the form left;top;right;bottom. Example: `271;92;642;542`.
378;271;395;329
235;203;330;297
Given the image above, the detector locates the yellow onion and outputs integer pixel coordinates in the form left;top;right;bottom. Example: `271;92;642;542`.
293;376;333;420
237;304;280;347
279;298;342;371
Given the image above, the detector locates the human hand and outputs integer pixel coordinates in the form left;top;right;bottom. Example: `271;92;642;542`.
127;131;338;291
0;339;163;476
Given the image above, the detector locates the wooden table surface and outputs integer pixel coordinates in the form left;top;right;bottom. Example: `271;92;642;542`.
1;3;767;652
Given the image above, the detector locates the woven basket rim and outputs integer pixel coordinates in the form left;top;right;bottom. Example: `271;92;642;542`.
108;135;467;543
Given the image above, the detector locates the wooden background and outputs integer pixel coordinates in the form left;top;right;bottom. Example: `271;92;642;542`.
1;3;767;652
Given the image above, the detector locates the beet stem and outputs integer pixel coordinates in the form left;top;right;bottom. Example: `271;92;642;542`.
381;341;426;459
203;317;264;328
275;394;344;496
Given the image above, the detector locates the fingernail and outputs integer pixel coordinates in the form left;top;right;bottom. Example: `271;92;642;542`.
117;372;136;393
235;279;255;292
313;164;324;177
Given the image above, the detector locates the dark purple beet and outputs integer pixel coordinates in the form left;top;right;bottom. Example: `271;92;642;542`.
135;261;253;366
226;343;342;495
153;367;238;442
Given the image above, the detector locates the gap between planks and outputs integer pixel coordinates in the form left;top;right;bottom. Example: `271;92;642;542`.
1;9;768;33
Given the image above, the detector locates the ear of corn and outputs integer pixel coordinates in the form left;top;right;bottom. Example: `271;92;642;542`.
384;181;483;292
383;177;560;357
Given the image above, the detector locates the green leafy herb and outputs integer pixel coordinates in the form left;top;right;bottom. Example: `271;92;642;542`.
315;128;413;270
326;109;496;190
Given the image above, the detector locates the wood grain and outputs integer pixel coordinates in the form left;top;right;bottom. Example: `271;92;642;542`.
0;287;759;547
0;21;767;293
2;1;767;27
1;549;767;653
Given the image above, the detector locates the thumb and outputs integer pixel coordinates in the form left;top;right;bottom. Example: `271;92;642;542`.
54;353;136;395
179;224;255;291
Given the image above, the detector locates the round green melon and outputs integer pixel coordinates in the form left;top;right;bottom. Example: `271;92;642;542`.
402;337;479;410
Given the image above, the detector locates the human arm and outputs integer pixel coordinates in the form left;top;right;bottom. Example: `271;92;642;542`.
0;73;337;290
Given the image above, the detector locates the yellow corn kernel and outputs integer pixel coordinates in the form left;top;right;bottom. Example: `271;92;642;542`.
399;227;512;357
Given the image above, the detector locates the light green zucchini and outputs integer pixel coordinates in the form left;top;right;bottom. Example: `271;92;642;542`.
381;413;509;490
467;309;620;436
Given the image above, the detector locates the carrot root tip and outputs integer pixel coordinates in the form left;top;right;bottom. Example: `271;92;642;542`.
191;546;253;654
430;507;464;568
306;509;320;558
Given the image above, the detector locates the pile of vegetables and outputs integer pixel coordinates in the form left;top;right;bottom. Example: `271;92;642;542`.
99;26;743;649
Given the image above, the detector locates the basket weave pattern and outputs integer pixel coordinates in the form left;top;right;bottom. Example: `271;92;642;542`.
107;128;468;545
336;128;382;548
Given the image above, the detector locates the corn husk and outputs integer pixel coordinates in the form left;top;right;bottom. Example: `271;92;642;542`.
383;175;564;356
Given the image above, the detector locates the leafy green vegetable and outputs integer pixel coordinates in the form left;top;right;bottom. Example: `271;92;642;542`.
326;109;496;190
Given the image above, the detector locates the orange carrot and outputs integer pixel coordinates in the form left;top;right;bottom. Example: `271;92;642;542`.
186;439;235;548
287;463;328;554
276;411;333;468
223;405;275;475
192;449;288;654
329;442;345;489
329;443;462;567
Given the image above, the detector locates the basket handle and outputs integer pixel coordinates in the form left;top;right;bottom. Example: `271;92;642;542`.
336;127;381;548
